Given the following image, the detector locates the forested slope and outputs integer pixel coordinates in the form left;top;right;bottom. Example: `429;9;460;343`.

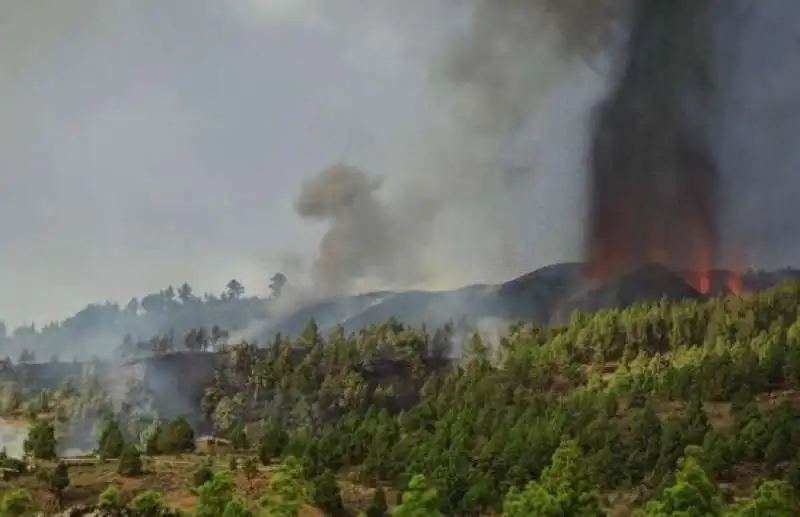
5;282;800;515
195;281;800;515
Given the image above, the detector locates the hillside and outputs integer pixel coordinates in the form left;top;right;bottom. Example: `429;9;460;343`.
3;263;799;364
3;282;800;514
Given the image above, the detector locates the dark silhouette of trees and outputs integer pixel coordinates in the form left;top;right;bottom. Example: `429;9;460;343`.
23;420;57;460
38;462;69;505
223;279;245;300
97;419;125;459
0;279;264;361
157;416;195;454
118;445;143;477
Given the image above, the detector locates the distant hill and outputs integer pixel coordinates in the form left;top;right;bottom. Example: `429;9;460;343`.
3;264;799;360
264;262;800;338
266;262;587;338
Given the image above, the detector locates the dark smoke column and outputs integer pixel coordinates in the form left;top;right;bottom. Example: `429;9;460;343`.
585;0;722;292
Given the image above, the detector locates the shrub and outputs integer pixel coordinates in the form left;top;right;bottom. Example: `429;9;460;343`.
221;496;254;517
257;420;287;466
130;490;167;514
157;416;195;454
118;444;143;477
98;485;124;508
196;470;237;517
0;488;33;517
193;464;214;488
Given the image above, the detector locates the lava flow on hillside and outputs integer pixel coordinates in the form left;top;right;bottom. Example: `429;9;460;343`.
583;0;743;294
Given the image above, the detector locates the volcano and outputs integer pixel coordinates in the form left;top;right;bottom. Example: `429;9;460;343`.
551;263;707;325
265;262;800;340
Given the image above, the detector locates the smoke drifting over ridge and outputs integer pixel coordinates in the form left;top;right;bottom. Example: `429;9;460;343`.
296;0;616;297
295;165;416;296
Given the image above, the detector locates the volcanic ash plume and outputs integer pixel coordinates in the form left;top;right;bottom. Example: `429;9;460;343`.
584;0;731;292
295;164;420;297
294;0;622;297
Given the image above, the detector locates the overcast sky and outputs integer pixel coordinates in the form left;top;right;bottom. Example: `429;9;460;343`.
0;1;416;324
0;0;599;325
2;0;799;327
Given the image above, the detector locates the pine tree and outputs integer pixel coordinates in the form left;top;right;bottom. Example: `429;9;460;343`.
98;419;126;459
258;419;287;465
23;420;58;460
635;447;721;516
157;416;195;454
229;424;249;451
502;440;604;517
118;445;143;477
196;470;237;517
392;474;444;517
312;469;345;516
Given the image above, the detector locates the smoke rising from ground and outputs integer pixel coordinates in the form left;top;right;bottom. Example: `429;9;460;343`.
295;164;418;296
0;418;26;458
296;0;616;298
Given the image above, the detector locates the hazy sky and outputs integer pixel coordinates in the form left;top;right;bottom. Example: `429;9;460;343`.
0;0;602;325
0;1;419;324
3;0;798;327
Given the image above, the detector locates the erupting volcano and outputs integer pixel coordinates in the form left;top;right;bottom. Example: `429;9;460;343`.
583;0;743;295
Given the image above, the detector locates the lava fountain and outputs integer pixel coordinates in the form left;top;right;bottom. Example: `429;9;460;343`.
584;0;744;293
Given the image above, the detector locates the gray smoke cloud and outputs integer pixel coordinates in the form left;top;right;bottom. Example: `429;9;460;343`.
295;0;616;297
715;0;800;269
0;418;26;458
295;164;422;296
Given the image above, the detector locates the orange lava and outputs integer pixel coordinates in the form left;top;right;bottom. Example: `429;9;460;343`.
727;274;742;294
725;251;745;295
586;218;746;296
689;224;712;294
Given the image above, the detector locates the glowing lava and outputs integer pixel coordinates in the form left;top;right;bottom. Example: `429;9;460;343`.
582;0;735;294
